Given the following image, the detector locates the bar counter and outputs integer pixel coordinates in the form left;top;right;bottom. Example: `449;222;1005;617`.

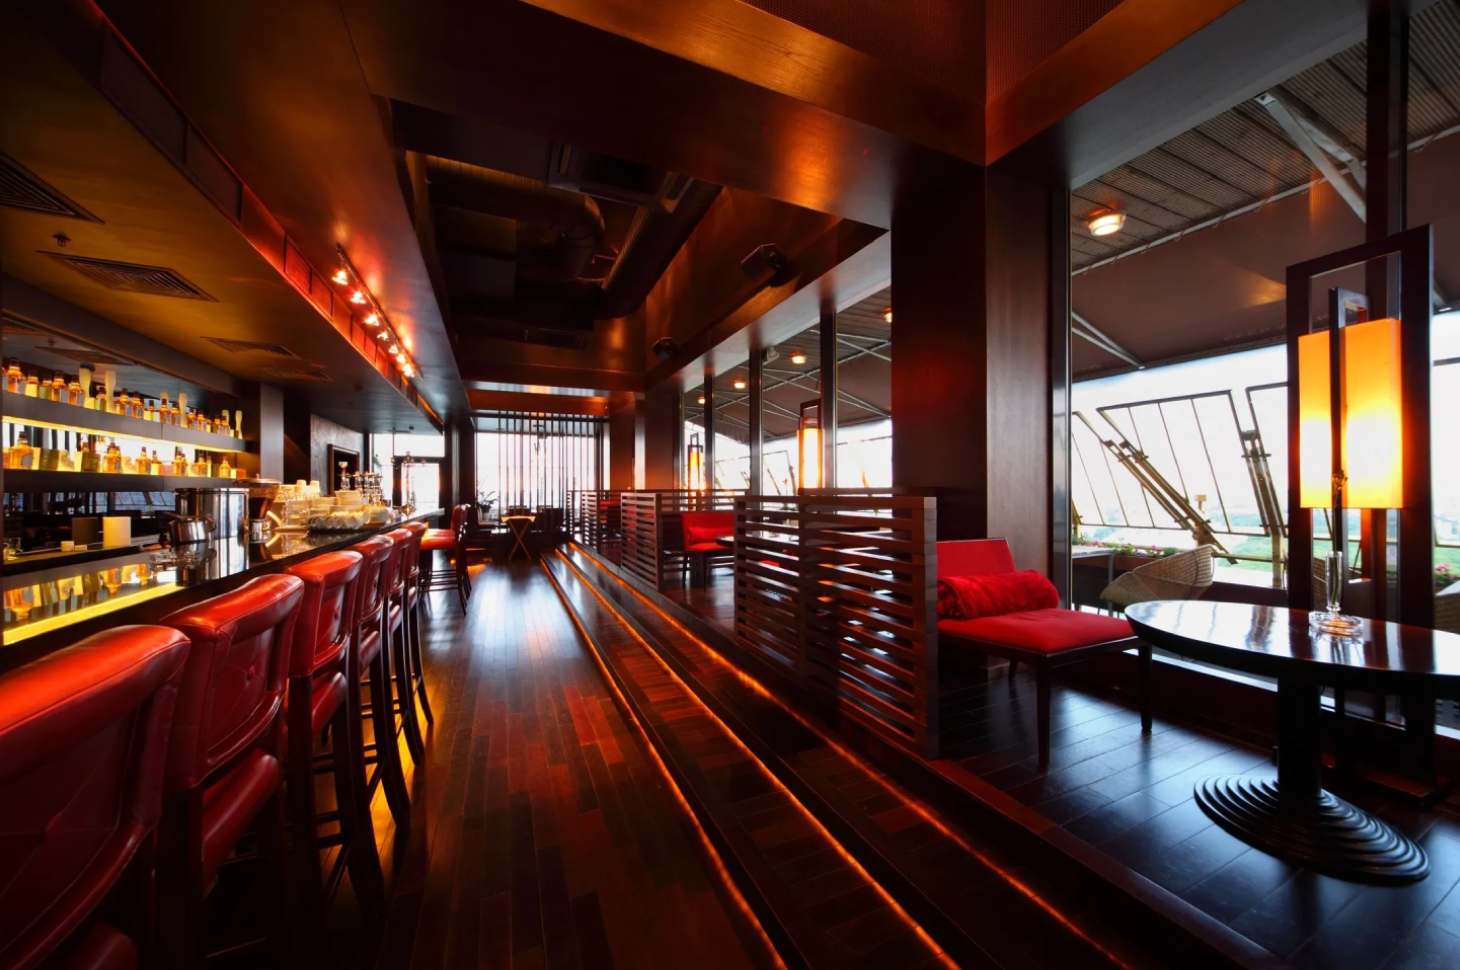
0;509;441;672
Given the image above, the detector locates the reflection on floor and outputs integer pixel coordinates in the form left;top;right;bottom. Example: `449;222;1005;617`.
656;568;1460;968
374;562;766;969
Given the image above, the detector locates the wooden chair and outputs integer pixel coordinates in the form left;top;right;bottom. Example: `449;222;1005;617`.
937;539;1151;768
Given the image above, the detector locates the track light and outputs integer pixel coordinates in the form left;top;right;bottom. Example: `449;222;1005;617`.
331;268;350;286
349;289;368;305
363;312;379;326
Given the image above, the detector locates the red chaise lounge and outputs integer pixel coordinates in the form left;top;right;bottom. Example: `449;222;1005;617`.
936;538;1151;768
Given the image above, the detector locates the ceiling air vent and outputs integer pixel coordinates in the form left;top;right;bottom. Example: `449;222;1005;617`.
0;155;99;221
44;347;136;367
202;337;298;357
258;362;332;383
43;253;214;301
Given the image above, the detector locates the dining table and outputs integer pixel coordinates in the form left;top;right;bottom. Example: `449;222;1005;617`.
1126;599;1460;884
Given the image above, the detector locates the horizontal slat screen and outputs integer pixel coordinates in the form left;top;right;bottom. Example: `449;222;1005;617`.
734;494;939;757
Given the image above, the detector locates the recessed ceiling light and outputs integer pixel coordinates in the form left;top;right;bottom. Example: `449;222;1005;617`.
882;307;892;324
697;395;705;404
1086;207;1125;237
789;352;807;365
733;379;747;390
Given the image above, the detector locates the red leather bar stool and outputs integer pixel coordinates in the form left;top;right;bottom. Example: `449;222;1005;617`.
0;626;189;970
282;551;387;931
397;520;435;729
420;504;471;611
158;575;303;969
385;527;428;761
351;535;412;830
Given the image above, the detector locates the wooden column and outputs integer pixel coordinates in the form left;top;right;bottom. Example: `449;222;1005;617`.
608;393;636;490
748;346;764;494
1361;0;1409;616
1049;190;1073;603
819;302;838;489
891;161;1053;568
640;380;679;489
702;366;715;489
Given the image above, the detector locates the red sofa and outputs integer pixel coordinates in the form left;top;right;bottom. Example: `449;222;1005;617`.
936;538;1150;768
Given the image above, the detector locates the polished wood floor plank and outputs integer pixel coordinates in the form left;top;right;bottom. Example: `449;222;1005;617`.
369;564;766;970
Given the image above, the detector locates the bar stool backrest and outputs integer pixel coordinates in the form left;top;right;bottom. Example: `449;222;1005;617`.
385;528;413;594
285;551;363;678
162;574;304;791
0;626;190;969
353;535;394;624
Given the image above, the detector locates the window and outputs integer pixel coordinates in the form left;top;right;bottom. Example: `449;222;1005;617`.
474;412;604;518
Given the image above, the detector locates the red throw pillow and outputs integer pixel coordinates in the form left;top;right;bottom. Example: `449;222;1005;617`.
936;570;1059;619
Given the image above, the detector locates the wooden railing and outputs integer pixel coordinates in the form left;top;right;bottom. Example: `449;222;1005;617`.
734;494;939;757
569;490;620;553
617;490;742;590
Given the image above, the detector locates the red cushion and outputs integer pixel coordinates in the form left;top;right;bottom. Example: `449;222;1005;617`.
200;748;281;887
682;512;733;547
56;921;137;970
939;609;1135;653
936;539;1016;577
936;570;1058;618
684;541;724;552
420;530;454;552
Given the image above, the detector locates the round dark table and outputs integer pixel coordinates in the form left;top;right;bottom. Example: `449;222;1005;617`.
1126;600;1460;885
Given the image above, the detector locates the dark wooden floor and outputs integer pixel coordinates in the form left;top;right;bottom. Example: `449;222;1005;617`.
939;654;1460;969
369;562;773;969
656;569;1460;968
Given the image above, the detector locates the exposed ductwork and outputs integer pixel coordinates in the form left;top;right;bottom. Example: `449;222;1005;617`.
426;157;604;281
595;179;721;319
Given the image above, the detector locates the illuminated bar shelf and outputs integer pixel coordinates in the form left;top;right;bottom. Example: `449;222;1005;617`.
3;470;249;492
2;393;251;454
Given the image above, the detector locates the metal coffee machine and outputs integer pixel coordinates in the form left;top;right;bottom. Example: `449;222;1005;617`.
171;487;247;543
246;481;279;542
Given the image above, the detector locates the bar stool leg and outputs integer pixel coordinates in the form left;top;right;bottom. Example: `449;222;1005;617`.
255;789;293;968
409;588;434;726
366;635;411;829
328;696;387;926
392;596;427;761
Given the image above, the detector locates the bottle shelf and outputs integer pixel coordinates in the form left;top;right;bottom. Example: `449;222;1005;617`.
2;470;249;492
2;392;250;453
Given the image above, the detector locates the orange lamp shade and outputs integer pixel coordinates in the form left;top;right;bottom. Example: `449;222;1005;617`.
1297;317;1403;509
686;434;705;492
797;401;822;490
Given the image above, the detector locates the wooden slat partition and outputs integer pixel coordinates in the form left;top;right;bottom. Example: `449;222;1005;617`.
570;489;620;553
734;494;939;758
617;490;742;590
620;491;663;589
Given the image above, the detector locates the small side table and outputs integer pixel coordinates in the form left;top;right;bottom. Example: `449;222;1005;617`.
503;515;535;561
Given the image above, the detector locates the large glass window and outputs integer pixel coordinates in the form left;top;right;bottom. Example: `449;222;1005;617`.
370;431;444;506
835;290;892;488
473;412;604;519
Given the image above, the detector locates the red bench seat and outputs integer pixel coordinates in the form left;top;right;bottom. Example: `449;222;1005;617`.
939;609;1134;653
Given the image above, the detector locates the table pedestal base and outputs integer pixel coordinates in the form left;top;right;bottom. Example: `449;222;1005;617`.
1196;775;1428;884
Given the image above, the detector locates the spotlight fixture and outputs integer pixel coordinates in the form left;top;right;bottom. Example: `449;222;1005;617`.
387;343;399;355
331;268;350;286
375;330;389;340
336;244;418;381
882;307;893;324
789;351;807;365
402;363;414;377
733;379;747;390
1086;207;1126;237
363;312;380;326
349;289;368;305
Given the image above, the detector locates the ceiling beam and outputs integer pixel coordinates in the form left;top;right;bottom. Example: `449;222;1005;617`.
1256;90;1367;217
1071;311;1144;369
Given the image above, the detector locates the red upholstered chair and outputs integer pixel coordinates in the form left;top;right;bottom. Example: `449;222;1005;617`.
936;539;1151;768
0;626;189;970
385;528;428;760
158;574;303;969
420;505;471;610
350;535;412;830
282;551;386;929
678;510;735;587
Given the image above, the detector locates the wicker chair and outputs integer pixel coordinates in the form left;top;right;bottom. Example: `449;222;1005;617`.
1100;545;1215;609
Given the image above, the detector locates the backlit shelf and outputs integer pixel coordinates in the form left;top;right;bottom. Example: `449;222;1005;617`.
2;392;250;453
3;470;249;492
